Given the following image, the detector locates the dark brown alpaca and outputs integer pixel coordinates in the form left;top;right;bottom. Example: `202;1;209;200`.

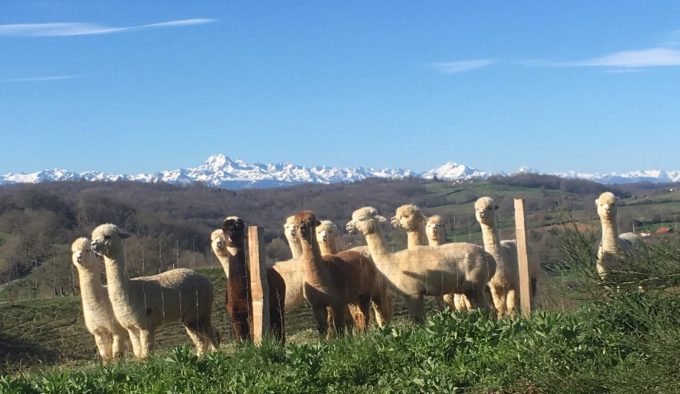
293;211;376;337
222;216;286;343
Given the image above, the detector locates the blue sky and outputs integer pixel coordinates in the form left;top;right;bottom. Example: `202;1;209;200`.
1;1;680;175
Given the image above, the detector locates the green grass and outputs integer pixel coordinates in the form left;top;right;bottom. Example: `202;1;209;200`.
3;291;679;393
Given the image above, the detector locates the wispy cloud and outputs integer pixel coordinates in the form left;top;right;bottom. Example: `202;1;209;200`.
3;75;80;82
522;47;680;70
430;59;496;74
0;18;216;37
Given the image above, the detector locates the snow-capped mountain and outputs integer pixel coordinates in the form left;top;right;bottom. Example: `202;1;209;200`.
421;161;491;180
0;154;416;189
1;154;679;189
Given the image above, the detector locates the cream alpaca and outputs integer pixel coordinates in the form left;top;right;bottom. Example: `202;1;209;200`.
390;204;427;247
71;237;129;363
210;229;230;279
284;215;303;259
91;224;218;359
424;215;472;311
347;207;495;323
595;192;641;279
474;197;541;318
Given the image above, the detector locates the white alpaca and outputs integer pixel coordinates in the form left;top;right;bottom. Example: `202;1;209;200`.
347;207;495;323
474;197;542;318
424;215;472;311
595;192;641;280
316;220;339;256
210;229;229;279
71;237;129;363
91;224;218;359
284;215;303;259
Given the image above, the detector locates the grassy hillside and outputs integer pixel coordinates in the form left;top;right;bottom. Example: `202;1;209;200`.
2;175;680;376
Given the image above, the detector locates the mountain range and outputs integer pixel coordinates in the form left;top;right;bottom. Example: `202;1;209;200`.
1;154;679;189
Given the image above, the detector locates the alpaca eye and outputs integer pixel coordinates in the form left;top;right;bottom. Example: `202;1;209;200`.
104;235;111;240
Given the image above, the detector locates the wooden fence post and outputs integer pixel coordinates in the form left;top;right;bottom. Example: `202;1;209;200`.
247;226;270;345
514;198;532;318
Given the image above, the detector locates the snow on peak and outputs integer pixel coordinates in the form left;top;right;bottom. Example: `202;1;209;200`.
2;154;680;188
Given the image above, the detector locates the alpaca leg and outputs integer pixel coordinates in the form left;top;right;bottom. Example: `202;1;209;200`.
94;332;113;364
506;288;518;318
112;333;127;359
269;304;285;344
185;327;206;356
331;304;347;337
311;305;329;338
127;328;142;359
488;285;505;318
530;278;538;309
448;294;462;311
468;284;493;314
351;296;371;333
326;306;335;333
462;294;473;311
406;295;425;324
371;292;393;328
138;329;154;359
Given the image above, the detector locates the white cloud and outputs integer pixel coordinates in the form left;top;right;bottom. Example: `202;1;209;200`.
430;59;496;74
3;75;80;82
0;18;216;37
522;47;680;70
577;48;680;68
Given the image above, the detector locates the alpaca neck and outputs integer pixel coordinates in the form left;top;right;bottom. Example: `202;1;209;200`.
215;254;230;279
480;222;503;265
76;265;108;310
427;237;441;247
600;217;619;254
288;238;303;259
407;230;425;249
363;231;410;294
227;246;247;280
299;235;327;285
102;253;132;314
318;239;337;256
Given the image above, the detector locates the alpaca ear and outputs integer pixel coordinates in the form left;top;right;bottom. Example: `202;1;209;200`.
376;215;387;223
119;230;133;239
494;205;499;210
315;219;321;226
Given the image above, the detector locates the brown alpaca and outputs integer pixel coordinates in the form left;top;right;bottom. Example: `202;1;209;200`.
293;211;376;336
222;217;286;343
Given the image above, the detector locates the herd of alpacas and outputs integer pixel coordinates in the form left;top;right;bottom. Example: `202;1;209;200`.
70;192;635;363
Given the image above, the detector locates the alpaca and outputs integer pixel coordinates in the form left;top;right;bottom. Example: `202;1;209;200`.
347;207;495;323
425;215;446;246
91;224;218;359
315;219;393;328
71;237;129;363
390;204;427;248
284;215;303;259
595;192;641;280
474;196;542;318
293;211;377;336
316;220;339;256
424;215;472;311
222;217;286;343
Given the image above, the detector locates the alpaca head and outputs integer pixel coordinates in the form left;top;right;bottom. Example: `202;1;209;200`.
222;216;246;247
91;224;132;258
71;237;100;270
346;207;386;235
596;192;617;221
474;197;498;227
283;215;297;243
315;220;338;243
210;229;228;257
391;204;426;231
425;215;445;242
292;210;320;243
